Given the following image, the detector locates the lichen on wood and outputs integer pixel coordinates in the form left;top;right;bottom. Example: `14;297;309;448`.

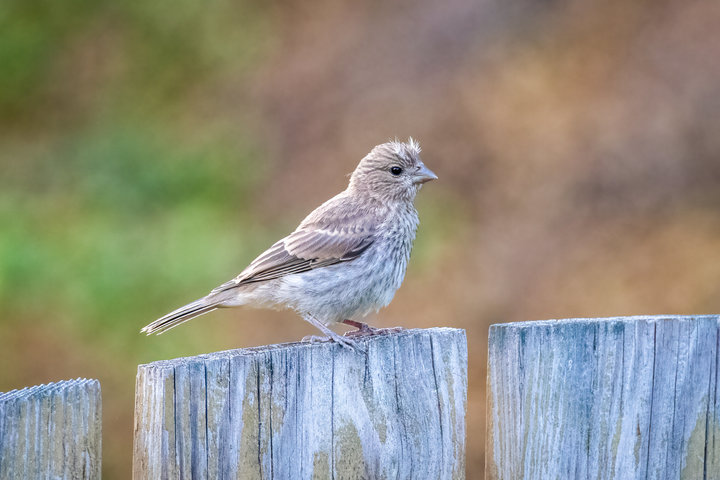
133;328;467;480
0;378;102;479
486;315;720;479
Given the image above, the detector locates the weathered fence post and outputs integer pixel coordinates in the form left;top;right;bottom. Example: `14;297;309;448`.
486;315;720;479
133;327;467;479
0;378;102;479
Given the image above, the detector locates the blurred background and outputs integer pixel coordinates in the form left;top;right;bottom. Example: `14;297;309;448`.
2;0;720;476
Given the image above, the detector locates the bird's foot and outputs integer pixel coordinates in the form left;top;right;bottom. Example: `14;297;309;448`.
342;319;404;337
328;332;361;351
301;335;332;344
300;318;361;352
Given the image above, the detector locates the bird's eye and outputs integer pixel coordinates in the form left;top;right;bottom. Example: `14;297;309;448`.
389;166;403;176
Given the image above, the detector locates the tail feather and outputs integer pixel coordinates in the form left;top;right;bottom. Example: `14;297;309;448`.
142;298;220;335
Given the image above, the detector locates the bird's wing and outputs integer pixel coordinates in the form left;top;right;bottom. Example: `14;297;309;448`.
210;195;377;294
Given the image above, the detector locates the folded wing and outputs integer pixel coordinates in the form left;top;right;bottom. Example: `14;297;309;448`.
211;196;377;293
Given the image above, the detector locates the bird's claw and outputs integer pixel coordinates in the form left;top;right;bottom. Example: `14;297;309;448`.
301;334;332;344
301;334;361;352
344;323;404;338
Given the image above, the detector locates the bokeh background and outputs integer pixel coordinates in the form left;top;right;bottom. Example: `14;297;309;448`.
2;0;720;477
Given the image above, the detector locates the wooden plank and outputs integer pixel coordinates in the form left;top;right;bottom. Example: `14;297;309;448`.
486;315;720;480
0;378;102;479
133;328;467;479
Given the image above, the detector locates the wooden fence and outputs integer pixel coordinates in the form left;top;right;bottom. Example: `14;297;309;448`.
0;378;102;479
132;327;468;479
486;315;720;479
7;316;718;479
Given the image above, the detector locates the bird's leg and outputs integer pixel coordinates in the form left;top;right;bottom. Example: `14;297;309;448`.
342;319;373;334
342;319;404;337
301;314;359;351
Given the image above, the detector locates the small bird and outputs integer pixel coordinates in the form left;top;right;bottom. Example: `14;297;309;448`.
141;139;437;348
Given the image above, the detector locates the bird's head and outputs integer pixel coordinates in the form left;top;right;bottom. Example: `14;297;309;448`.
348;138;437;203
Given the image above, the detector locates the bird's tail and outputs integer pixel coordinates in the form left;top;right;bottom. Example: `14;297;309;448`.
141;297;221;335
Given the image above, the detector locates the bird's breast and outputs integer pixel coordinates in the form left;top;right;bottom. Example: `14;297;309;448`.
271;208;420;323
361;208;419;303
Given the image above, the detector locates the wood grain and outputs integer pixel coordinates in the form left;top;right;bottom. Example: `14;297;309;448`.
133;328;467;479
486;315;720;480
0;378;102;479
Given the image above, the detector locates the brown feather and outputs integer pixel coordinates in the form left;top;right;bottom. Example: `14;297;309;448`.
210;193;377;294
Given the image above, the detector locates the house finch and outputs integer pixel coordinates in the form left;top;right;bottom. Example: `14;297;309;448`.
141;139;437;349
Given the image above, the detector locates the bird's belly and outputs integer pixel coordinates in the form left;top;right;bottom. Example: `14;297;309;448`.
275;245;409;324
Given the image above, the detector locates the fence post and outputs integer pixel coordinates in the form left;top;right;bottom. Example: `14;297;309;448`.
486;315;720;479
133;327;467;479
0;378;102;479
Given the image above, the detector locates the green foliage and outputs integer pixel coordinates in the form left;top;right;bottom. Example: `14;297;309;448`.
0;0;270;119
0;124;269;350
0;0;275;366
0;0;97;114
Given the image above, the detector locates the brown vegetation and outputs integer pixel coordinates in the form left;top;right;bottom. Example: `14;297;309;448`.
1;0;719;476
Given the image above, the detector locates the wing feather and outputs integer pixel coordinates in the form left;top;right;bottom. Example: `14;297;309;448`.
210;194;377;294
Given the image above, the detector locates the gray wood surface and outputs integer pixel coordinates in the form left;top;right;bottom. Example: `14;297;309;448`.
486;315;720;480
0;378;102;479
133;327;467;480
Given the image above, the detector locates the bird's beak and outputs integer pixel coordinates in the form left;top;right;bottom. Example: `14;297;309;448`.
413;163;438;184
